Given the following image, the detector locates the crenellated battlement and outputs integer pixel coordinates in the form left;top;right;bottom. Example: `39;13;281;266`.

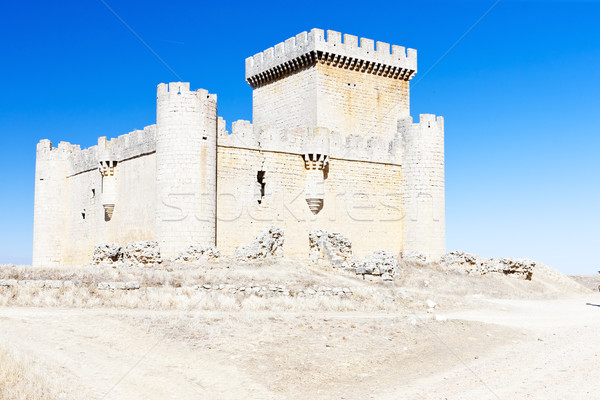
218;120;402;165
398;114;444;134
36;125;157;177
246;28;417;87
157;82;217;103
36;140;80;155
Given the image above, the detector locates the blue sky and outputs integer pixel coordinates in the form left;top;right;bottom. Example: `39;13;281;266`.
0;0;598;274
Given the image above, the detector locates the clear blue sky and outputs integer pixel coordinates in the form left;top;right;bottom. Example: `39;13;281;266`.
0;0;598;274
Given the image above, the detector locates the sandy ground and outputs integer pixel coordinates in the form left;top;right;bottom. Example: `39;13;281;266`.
0;291;599;399
384;296;600;400
570;275;600;292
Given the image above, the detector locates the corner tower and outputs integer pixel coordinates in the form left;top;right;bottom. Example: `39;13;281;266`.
399;115;445;259
155;82;218;258
32;140;70;267
246;28;417;138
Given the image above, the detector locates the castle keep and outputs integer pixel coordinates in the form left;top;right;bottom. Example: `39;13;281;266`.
33;29;445;267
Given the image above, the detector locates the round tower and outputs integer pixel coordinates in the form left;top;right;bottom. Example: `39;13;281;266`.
399;114;445;260
32;140;69;267
155;82;217;258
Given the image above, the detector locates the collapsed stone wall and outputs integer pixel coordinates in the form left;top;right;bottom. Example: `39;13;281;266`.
234;226;284;261
309;230;354;268
354;251;398;281
93;241;161;267
93;243;123;265
175;245;221;263
90;233;536;285
309;229;400;281
440;251;535;280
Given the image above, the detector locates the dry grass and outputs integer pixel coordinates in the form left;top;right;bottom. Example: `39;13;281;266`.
0;260;406;311
0;259;588;314
0;344;81;400
0;260;593;399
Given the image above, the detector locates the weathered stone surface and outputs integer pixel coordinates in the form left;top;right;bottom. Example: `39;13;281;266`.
123;241;162;266
98;281;140;290
381;273;393;281
440;251;535;280
21;280;45;288
97;282;114;290
0;279;17;287
234;227;284;261
399;251;428;267
44;280;63;289
439;251;479;270
309;230;354;268
355;250;399;276
175;245;221;263
124;281;141;290
93;243;123;265
486;258;535;280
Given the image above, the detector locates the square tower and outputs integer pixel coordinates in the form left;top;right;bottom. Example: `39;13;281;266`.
246;28;417;138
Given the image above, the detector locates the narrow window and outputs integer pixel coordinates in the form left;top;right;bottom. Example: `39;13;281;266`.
91;188;95;198
256;171;266;204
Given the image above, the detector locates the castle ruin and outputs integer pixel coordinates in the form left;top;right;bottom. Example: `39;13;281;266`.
32;29;445;266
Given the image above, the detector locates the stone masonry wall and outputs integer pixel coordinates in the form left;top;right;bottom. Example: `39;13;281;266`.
252;66;318;130
216;145;404;258
316;62;410;138
61;153;156;266
33;122;157;266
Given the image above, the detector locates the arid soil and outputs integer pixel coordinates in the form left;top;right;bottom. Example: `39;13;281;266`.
0;262;598;399
570;274;600;292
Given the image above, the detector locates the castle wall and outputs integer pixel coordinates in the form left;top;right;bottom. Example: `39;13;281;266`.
61;153;156;266
61;166;101;265
250;59;410;138
316;63;410;137
399;114;445;259
216;145;404;258
33;125;158;266
252;67;318;130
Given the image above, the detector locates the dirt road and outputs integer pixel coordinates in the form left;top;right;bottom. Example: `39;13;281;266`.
1;294;599;399
384;296;600;400
0;308;273;399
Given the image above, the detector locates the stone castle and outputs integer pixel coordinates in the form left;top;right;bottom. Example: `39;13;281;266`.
32;29;445;267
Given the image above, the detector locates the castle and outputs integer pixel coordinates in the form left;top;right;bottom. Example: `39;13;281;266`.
32;29;445;267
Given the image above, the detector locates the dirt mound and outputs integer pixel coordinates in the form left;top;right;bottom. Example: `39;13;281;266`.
531;262;591;294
